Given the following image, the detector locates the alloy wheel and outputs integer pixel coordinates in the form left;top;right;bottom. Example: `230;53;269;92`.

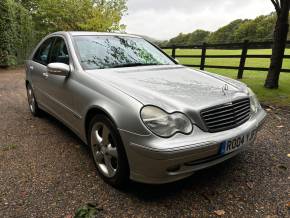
90;122;118;178
27;86;36;113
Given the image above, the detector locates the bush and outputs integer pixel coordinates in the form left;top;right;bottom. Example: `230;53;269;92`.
0;0;34;67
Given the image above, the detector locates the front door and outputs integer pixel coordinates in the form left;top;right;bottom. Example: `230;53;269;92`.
41;36;79;133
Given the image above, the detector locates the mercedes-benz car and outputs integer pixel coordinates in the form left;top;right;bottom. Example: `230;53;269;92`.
25;32;266;188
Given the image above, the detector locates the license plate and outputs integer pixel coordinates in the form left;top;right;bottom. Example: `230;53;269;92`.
220;130;257;154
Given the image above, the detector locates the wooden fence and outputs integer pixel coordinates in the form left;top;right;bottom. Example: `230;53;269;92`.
161;40;290;79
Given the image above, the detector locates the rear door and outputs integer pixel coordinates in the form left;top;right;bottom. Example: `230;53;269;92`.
29;37;55;105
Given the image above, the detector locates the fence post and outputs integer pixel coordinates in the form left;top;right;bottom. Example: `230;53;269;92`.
200;42;207;70
172;45;176;59
237;40;249;79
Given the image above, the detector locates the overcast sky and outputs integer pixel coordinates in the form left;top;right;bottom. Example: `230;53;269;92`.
121;0;274;40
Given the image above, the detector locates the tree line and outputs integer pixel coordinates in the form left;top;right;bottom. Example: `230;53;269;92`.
157;12;289;47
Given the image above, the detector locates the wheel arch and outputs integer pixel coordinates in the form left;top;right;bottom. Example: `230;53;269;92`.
85;105;131;186
84;106;119;144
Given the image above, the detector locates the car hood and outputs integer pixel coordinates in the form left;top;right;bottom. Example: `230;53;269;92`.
86;65;249;112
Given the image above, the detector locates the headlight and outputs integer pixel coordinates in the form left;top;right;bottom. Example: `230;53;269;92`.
248;88;261;113
140;106;193;138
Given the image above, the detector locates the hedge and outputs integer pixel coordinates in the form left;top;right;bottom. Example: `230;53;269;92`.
0;0;34;67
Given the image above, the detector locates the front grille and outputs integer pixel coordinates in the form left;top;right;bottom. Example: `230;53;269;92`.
201;98;251;132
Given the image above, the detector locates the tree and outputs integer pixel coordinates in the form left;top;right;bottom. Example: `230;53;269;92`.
160;13;279;46
16;0;127;40
187;30;210;45
233;14;276;42
0;0;34;67
78;0;127;32
15;0;39;13
207;19;246;43
265;0;290;89
166;30;210;46
168;33;189;46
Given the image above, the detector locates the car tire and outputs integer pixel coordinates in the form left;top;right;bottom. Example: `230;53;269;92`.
88;114;129;188
26;83;41;117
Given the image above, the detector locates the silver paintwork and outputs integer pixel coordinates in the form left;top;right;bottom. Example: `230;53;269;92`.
26;31;267;184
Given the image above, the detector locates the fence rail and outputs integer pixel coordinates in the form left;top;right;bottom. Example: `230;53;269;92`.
161;40;290;79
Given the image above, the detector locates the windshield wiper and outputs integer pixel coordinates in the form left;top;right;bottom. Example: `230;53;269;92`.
111;63;161;68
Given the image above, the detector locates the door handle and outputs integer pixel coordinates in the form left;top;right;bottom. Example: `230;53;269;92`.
42;72;48;79
29;66;34;70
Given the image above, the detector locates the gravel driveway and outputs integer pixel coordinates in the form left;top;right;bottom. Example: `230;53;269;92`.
0;68;289;218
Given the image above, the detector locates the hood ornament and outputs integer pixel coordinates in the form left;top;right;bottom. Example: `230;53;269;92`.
222;84;229;96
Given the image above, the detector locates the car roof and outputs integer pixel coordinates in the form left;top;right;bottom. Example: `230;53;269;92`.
52;31;142;38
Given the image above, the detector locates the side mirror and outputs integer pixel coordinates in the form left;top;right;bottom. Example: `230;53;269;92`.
47;63;70;77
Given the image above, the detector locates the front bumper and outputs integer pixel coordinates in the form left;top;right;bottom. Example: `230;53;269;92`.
119;109;267;184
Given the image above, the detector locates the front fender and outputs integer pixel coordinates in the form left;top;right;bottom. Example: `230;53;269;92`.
75;73;151;143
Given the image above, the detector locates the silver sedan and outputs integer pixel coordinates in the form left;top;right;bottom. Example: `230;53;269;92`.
25;32;266;188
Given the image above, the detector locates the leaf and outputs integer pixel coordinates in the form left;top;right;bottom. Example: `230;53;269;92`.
214;210;225;216
74;203;103;218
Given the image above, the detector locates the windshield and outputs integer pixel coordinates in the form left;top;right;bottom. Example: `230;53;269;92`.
73;35;175;70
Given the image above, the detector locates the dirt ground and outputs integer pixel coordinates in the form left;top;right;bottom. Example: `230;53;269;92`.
0;68;289;218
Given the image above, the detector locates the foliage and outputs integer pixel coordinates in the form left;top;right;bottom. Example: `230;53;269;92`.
1;0;127;67
188;30;211;44
207;14;276;43
74;203;103;218
167;29;210;46
15;0;39;13
232;14;277;42
207;19;246;43
27;0;127;39
0;0;34;67
159;12;280;46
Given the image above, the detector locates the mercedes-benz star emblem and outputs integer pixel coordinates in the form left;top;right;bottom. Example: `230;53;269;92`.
222;84;229;96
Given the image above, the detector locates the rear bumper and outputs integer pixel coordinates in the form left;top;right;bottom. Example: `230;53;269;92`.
120;109;267;184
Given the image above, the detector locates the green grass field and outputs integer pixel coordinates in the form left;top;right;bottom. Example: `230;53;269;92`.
164;49;290;107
